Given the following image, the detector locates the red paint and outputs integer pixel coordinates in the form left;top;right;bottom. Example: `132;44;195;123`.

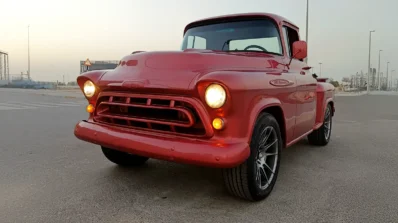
121;80;147;88
75;13;335;167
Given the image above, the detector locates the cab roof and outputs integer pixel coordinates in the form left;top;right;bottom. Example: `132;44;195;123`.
184;12;298;34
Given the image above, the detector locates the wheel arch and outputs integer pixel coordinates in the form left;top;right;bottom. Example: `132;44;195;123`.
327;100;335;117
322;97;334;121
315;90;335;125
247;98;287;148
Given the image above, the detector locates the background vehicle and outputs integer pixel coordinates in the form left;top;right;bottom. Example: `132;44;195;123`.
75;13;335;201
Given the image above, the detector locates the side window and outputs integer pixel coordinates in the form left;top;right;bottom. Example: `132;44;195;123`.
187;36;207;49
282;27;291;57
283;26;301;60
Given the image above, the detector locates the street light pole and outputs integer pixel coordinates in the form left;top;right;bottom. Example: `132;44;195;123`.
319;62;322;77
386;62;390;91
377;50;382;90
367;30;375;94
305;0;309;64
28;25;31;80
391;70;395;90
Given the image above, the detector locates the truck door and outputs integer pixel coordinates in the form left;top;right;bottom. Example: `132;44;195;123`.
282;25;317;139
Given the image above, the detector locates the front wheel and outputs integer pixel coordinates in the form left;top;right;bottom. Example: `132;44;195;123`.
101;147;149;167
308;104;332;146
222;112;282;201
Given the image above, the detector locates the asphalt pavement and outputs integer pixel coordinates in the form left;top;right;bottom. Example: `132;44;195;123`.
1;88;398;223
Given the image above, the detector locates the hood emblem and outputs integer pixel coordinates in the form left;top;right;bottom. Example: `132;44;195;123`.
270;79;294;87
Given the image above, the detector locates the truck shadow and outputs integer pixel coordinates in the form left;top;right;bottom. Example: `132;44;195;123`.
97;138;324;208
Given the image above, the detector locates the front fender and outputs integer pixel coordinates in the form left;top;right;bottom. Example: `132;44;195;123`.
77;70;108;87
76;70;108;103
246;96;283;141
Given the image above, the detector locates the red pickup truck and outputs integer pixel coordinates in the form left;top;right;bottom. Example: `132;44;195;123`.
74;12;335;201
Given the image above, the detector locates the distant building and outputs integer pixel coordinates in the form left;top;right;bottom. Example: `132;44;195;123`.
80;60;119;74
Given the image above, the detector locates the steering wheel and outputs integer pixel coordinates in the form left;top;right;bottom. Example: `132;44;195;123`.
243;45;268;52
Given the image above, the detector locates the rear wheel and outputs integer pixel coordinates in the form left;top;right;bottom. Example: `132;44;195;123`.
308;104;332;146
101;147;149;166
222;112;282;201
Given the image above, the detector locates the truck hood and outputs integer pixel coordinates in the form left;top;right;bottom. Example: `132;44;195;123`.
98;50;284;90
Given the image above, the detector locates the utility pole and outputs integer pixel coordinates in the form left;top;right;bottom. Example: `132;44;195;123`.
305;0;309;64
28;25;31;80
6;54;9;83
319;62;322;77
386;62;390;91
3;55;6;81
370;64;373;88
377;50;382;90
0;54;3;80
391;70;395;90
367;30;375;94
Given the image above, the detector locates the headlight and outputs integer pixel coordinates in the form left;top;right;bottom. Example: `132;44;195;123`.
205;84;226;108
83;80;96;98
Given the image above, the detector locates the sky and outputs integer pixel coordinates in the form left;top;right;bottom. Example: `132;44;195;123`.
0;0;397;82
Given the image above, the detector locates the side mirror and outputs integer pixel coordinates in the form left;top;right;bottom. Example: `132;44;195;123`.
292;41;307;60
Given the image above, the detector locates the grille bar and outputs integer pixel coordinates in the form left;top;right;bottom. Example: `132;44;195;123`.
96;101;195;127
97;112;194;127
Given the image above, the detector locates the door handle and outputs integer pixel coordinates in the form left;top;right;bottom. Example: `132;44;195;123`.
300;71;306;75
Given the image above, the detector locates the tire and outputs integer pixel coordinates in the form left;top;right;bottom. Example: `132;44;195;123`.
101;147;149;167
222;112;282;201
308;104;332;146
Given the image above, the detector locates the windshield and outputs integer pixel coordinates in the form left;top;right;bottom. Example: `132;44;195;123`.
181;19;283;55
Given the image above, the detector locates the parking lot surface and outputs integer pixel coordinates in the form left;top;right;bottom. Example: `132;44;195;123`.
1;89;397;223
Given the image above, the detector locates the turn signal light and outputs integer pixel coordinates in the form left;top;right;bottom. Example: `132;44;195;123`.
86;104;95;113
212;118;225;130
